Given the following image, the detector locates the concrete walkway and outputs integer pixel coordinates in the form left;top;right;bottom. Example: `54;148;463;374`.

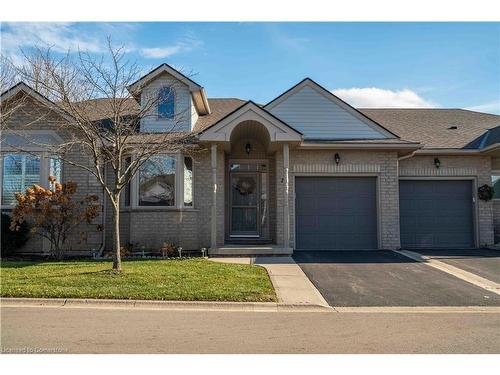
211;256;329;307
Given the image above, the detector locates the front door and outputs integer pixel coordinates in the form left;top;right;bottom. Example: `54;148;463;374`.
230;172;260;237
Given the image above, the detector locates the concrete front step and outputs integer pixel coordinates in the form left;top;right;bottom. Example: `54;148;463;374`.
209;246;293;256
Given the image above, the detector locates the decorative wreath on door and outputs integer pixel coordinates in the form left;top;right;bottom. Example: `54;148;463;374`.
478;184;494;201
234;176;256;196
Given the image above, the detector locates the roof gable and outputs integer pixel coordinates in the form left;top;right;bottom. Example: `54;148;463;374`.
199;101;302;142
127;63;210;115
265;78;397;140
1;82;74;122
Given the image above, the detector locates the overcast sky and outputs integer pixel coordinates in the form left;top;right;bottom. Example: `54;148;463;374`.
1;22;499;114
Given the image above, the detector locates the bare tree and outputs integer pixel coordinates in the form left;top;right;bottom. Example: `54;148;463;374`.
5;39;196;272
1;55;29;127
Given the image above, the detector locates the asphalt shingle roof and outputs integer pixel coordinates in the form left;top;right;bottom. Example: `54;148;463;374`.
192;98;246;132
67;98;500;150
359;108;500;149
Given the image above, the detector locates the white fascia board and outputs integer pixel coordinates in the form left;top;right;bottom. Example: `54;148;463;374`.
299;142;421;150
480;143;500;154
415;149;482;155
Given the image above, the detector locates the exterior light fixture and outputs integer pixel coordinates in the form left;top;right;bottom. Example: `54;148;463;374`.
334;153;341;165
245;143;252;155
434;158;441;168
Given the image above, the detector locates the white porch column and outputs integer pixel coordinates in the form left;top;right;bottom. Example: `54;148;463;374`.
210;144;218;249
283;143;290;249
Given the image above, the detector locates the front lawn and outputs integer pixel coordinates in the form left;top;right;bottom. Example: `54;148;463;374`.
0;259;276;302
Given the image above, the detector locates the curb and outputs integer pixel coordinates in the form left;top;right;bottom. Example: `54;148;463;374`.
333;306;500;313
3;298;499;313
0;298;333;313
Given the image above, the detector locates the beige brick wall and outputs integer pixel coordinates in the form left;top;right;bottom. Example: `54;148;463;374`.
399;155;494;247
103;148;216;251
2;97;104;256
278;149;401;250
4;95;495;254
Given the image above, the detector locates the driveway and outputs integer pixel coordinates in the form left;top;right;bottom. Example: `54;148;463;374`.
414;249;500;284
293;251;500;307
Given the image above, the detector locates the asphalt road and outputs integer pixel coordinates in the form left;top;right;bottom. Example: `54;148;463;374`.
293;251;500;307
2;306;499;353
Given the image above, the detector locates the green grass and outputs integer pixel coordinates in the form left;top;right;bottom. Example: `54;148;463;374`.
0;259;276;302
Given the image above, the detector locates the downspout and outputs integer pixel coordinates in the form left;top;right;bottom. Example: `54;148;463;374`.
96;164;107;258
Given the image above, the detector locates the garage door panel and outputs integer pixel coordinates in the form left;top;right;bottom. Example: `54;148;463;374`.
296;215;317;232
295;177;377;250
399;180;474;249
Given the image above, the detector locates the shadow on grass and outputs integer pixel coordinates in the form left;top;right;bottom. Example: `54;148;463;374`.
0;257;191;268
0;261;42;269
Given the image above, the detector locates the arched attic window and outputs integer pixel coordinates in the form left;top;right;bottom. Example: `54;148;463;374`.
158;87;175;119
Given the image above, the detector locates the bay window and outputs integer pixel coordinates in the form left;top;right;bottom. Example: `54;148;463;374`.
139;155;176;206
125;154;193;209
184;156;193;206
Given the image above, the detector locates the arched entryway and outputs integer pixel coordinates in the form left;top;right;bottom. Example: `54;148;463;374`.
226;121;274;243
198;101;302;252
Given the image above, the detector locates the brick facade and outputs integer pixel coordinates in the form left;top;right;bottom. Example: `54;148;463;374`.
399;155;494;247
1;97;104;256
281;149;401;250
2;96;496;255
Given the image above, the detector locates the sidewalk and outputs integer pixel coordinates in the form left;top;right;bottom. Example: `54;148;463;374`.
211;256;329;307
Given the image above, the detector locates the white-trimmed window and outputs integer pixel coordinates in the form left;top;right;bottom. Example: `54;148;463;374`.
492;172;500;199
125;154;193;209
0;130;64;207
183;156;193;207
1;154;40;205
158;87;175;119
138;155;176;206
0;153;62;207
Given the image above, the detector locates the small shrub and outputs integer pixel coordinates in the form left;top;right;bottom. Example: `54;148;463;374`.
1;213;30;257
10;176;100;260
159;241;178;258
120;242;134;257
104;242;133;258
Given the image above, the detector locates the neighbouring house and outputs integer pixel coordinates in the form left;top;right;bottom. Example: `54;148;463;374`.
2;63;500;256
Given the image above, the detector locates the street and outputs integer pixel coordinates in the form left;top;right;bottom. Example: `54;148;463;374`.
1;306;499;354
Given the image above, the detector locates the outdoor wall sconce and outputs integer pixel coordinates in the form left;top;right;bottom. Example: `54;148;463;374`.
334;153;341;165
245;143;252;155
434;158;441;168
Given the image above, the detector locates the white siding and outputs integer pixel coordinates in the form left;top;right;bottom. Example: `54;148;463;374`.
268;85;388;140
140;72;192;133
190;97;199;131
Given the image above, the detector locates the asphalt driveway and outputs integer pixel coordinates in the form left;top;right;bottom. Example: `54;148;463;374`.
415;249;500;284
293;251;500;307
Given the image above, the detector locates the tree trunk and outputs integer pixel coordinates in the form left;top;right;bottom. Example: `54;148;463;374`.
111;197;122;272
